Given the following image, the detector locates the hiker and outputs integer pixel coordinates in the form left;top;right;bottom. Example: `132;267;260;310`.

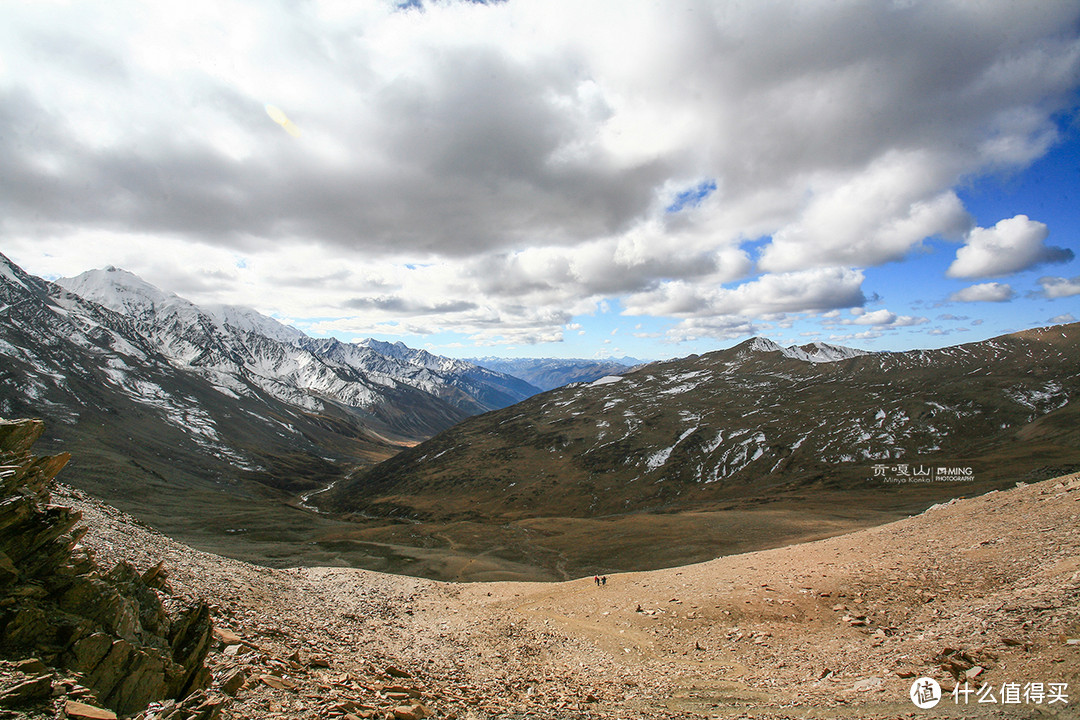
594;575;600;586
601;576;607;586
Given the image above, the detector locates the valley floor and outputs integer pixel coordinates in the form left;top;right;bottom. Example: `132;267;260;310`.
58;475;1080;719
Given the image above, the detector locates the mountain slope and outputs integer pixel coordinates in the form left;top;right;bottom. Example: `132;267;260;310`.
323;324;1080;523
0;254;533;567
68;455;1080;719
1;253;408;500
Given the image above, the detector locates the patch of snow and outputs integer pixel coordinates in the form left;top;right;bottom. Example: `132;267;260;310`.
212;385;240;399
1006;382;1069;412
660;380;706;395
644;429;698;471
645;446;673;470
0;338;22;357
749;337;784;353
703;431;725;453
0;259;30;289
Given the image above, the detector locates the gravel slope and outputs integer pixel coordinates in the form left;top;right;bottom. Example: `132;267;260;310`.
58;475;1080;719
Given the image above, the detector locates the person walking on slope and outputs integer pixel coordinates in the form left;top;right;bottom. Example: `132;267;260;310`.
594;575;600;586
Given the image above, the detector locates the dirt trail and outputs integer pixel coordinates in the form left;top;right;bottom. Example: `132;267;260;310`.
61;474;1080;719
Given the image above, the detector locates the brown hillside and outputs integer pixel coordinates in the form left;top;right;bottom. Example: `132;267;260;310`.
51;473;1080;719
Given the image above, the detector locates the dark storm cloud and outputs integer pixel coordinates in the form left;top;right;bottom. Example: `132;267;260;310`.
3;0;1079;344
0;27;667;257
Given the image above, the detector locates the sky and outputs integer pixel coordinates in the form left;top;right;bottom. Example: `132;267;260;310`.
2;0;1079;361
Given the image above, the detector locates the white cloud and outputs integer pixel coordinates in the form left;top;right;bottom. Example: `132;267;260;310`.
1050;313;1076;324
759;168;972;272
1038;275;1080;299
827;330;885;343
947;215;1073;278
3;1;1080;345
666;317;761;343
948;282;1016;302
840;309;929;327
623;267;866;318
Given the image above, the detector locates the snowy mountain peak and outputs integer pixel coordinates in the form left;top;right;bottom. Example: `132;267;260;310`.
58;269;305;344
203;303;306;343
743;336;867;364
57;267;182;319
357;337;471;373
747;337;784;353
793;342;870;363
0;262;25;292
357;338;414;359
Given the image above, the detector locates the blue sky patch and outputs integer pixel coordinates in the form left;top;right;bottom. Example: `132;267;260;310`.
666;180;718;214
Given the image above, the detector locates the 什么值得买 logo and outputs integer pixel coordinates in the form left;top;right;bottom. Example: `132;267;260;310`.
910;677;941;708
910;678;1069;708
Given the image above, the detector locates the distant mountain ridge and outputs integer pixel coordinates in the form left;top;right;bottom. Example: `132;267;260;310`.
323;324;1080;522
468;356;645;391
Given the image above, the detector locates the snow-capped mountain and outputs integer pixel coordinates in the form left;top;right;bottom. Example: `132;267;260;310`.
0;254;542;552
300;337;539;415
55;265;537;419
323;326;1080;522
1;253;336;489
746;337;870;363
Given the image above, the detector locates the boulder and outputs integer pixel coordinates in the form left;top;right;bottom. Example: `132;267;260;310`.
0;418;213;717
63;700;118;720
392;703;429;720
0;674;54;707
220;668;247;696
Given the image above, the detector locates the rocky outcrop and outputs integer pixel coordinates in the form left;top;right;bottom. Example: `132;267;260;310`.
0;418;212;717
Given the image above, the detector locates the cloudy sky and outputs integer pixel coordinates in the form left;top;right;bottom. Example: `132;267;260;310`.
3;0;1079;359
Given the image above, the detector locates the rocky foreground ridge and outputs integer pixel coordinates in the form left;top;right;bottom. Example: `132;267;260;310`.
0;419;214;719
2;417;1079;719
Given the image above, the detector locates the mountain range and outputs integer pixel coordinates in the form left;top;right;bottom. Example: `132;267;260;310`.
5;250;1079;579
467;356;644;392
317;323;1080;575
55;266;540;425
0;254;557;565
